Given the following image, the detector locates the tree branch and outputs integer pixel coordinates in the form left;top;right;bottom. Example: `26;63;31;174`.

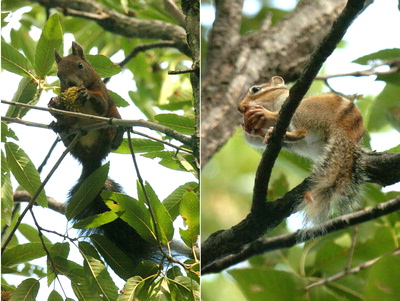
31;0;190;56
2;100;193;146
13;191;65;214
305;248;400;290
202;197;400;274
201;0;369;268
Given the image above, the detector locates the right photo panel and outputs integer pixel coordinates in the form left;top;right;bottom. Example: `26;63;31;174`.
200;1;400;300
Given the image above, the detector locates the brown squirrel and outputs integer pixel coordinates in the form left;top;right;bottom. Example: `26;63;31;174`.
237;76;365;225
48;42;158;266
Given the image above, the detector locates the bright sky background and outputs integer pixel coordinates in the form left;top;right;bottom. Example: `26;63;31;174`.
2;0;400;298
1;7;197;297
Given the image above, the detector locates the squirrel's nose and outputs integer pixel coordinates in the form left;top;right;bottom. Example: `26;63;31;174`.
237;102;247;113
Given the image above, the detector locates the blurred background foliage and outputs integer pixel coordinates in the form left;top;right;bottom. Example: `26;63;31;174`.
201;0;400;300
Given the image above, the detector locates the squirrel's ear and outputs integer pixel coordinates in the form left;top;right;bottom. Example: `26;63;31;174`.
270;76;285;86
71;41;86;60
54;49;62;64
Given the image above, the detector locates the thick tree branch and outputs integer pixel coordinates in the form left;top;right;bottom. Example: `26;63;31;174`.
31;0;190;56
13;191;65;214
204;0;244;74
182;0;200;164
202;197;400;274
202;0;370;268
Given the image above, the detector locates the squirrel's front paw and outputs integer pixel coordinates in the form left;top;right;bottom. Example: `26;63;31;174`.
243;106;269;134
77;88;90;102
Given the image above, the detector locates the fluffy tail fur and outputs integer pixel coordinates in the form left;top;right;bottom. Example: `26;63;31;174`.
299;132;365;225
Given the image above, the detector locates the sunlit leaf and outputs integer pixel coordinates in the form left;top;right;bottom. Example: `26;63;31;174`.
34;13;63;77
5;142;47;207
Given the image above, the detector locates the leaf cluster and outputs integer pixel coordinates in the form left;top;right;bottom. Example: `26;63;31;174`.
1;1;199;299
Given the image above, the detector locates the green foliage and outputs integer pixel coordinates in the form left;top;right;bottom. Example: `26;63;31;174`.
1;1;199;299
4;141;47;207
34;13;63;78
66;163;109;221
201;3;400;299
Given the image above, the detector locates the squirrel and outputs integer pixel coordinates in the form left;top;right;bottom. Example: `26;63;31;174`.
237;76;365;225
48;42;163;266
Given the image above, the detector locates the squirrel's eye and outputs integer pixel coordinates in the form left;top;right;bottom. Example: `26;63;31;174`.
250;86;261;94
77;62;84;69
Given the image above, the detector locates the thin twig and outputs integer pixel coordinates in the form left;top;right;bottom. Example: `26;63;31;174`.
202;197;400;274
130;129;192;153
104;41;176;83
62;7;109;20
1;133;82;254
2;100;192;145
126;130;190;270
37;137;62;173
316;65;399;80
305;248;400;290
127;130;162;247
168;68;196;75
29;208;68;297
346;226;359;270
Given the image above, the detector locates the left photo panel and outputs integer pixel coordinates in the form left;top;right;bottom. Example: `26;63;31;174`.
1;1;200;300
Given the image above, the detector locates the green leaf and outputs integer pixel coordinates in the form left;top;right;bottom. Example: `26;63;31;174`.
229;268;305;301
48;290;63;301
139;181;174;244
113;138;164;154
142;150;187;171
9;278;39;301
353;48;400;65
367;84;400;132
86;55;122;78
50;256;83;281
108;90;130;107
5;142;47;207
49;242;70;259
163;182;198;220
155;113;195;135
82;255;119;301
70;276;103;301
117;276;145;301
1;150;13;225
34;13;63;77
79;241;101;260
2;242;48;267
18;223;51;244
73;209;120;230
376;73;400;86
10;28;37;64
131;260;159;278
6;77;38;119
365;254;400;301
90;234;135;280
167;275;200;301
157;89;194;111
102;191;157;244
179;191;199;248
66;163;109;220
1;40;34;77
2;122;19;142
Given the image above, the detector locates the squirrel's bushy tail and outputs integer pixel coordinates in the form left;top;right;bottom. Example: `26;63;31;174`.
299;133;365;226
